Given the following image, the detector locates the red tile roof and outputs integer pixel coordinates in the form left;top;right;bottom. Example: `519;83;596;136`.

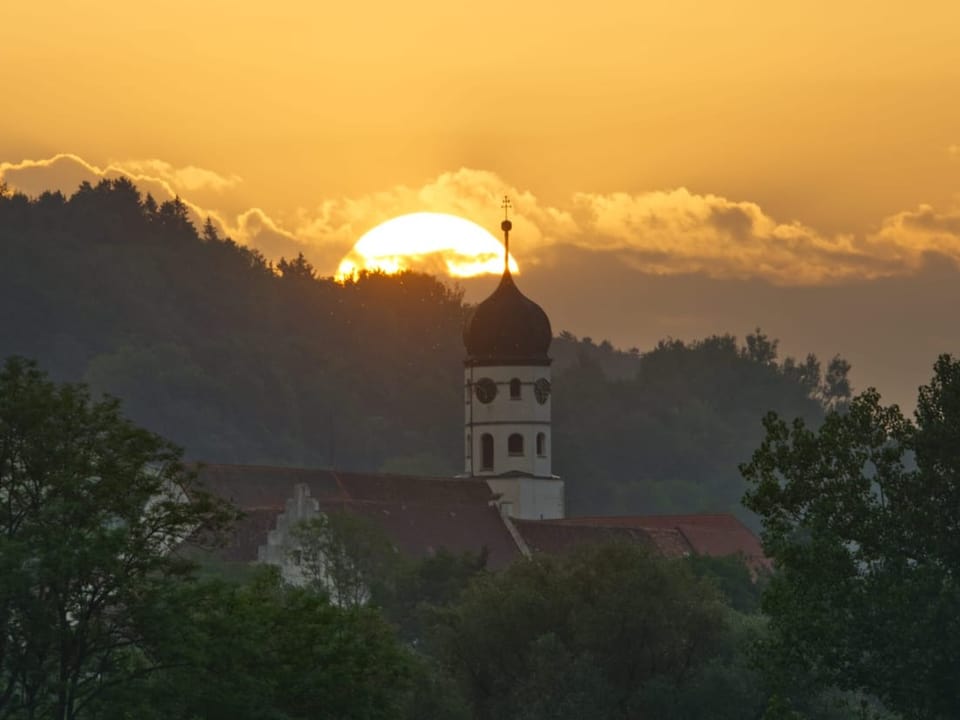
318;499;519;568
194;464;766;572
512;519;663;556
544;514;768;569
195;464;521;569
216;507;280;563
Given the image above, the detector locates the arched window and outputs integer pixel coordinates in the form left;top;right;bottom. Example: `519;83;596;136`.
536;432;546;457
481;434;494;470
508;433;524;456
510;378;522;399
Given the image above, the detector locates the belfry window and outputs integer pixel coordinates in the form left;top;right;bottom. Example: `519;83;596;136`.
510;378;522;399
481;434;494;470
508;433;524;456
536;432;546;457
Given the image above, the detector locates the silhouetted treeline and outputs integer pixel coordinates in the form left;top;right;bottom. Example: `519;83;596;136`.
553;331;850;519
0;179;848;522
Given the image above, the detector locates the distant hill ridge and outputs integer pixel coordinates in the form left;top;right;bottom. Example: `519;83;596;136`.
0;179;849;524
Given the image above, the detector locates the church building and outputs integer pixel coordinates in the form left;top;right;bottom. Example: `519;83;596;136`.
461;213;563;521
198;210;766;580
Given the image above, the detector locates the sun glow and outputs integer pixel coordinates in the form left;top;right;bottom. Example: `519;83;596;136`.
336;212;519;280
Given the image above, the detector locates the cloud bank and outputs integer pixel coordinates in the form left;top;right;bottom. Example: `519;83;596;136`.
3;154;960;286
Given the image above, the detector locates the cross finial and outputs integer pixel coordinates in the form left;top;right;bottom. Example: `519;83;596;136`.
500;196;513;274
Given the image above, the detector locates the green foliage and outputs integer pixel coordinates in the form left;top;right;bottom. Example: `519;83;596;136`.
430;542;729;720
742;354;960;720
0;357;233;720
0;360;418;719
553;331;846;524
291;511;398;607
374;547;488;643
109;568;412;720
684;554;764;614
400;653;473;720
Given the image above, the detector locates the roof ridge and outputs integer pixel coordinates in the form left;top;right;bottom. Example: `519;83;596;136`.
566;513;738;521
195;462;481;484
317;497;496;508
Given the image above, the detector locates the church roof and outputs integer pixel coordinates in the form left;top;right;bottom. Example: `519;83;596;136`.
196;464;522;569
462;270;552;366
195;466;766;572
550;514;769;570
512;519;690;557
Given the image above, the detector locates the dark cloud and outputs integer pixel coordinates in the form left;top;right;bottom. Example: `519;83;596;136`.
708;205;754;241
899;206;960;235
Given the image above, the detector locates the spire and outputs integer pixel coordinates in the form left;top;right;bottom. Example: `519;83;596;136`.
501;195;512;275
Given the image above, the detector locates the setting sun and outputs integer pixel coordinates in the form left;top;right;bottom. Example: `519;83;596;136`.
336;212;519;280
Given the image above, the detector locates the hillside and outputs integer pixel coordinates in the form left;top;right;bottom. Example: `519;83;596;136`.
0;179;849;521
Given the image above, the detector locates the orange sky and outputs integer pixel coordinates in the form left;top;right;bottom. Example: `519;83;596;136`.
2;0;960;408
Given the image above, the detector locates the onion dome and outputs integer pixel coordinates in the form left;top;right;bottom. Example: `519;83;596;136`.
463;269;552;366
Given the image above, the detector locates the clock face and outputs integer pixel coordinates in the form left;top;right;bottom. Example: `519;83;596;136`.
475;377;497;404
534;378;551;404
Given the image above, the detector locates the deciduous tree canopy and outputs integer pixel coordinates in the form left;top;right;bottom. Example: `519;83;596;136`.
0;357;232;719
0;359;416;720
742;355;960;719
429;543;729;720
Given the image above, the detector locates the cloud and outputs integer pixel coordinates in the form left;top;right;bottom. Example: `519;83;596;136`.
108;159;241;193
0;153;237;200
5;153;960;287
236;208;312;262
560;188;898;284
288;174;960;285
865;205;960;270
1;154;104;197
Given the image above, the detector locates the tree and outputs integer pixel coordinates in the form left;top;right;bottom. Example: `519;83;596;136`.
373;547;488;643
741;354;960;720
0;357;233;720
820;354;852;409
744;327;778;365
110;567;413;720
684;554;764;614
430;542;727;720
781;353;821;397
156;196;194;238
141;192;158;218
276;252;317;281
290;511;397;607
201;217;220;243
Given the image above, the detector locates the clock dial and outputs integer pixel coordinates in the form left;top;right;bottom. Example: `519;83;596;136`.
534;378;551;404
475;377;497;404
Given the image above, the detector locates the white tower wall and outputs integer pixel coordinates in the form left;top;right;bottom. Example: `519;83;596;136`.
464;364;563;520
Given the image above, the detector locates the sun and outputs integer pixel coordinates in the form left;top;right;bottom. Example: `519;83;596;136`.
336;212;519;280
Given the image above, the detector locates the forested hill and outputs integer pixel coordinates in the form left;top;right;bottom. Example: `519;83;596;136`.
0;179;850;522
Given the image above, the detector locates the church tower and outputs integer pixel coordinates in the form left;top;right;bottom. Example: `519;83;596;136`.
462;202;564;520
